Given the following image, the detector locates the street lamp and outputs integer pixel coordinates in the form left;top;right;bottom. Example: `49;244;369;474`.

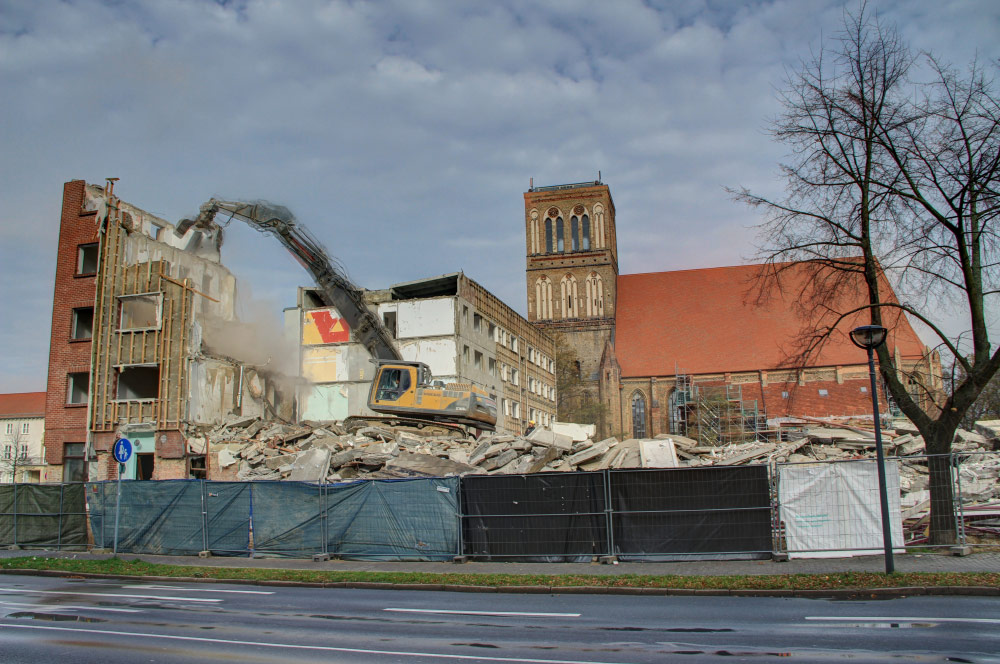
850;324;894;574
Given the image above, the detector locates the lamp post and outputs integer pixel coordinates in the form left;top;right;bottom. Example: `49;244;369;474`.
850;324;894;574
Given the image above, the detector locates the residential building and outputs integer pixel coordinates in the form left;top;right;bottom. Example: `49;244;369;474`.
0;392;46;483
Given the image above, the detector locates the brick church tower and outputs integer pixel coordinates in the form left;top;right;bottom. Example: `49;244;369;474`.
524;180;618;416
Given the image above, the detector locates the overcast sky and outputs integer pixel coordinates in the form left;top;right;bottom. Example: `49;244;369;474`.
1;0;997;392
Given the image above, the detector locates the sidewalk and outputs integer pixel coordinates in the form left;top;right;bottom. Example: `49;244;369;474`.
3;548;999;577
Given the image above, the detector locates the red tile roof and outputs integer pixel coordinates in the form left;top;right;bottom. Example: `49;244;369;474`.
615;262;927;378
0;392;47;418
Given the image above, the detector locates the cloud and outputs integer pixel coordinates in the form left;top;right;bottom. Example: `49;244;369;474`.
0;0;998;390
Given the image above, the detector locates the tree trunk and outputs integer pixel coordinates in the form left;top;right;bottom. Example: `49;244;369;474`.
925;429;958;545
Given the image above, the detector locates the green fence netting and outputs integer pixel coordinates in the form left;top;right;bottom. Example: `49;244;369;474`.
0;483;87;549
250;481;325;556
325;477;459;561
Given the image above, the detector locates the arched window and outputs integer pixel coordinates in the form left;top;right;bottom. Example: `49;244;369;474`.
556;217;564;252
631;391;647;439
582;214;590;250
530;215;539;254
594;205;605;248
571;216;579;251
585;272;604;317
560;274;578;318
535;276;553;320
545;219;553;253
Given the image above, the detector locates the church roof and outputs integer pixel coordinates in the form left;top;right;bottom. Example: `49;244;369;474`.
614;262;928;378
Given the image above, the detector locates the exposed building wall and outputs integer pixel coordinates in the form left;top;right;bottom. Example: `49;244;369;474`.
44;180;99;478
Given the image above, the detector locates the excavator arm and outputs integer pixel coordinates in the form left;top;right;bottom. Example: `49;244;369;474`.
181;199;400;362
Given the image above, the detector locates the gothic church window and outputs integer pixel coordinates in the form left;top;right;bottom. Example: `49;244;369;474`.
571;216;579;251
585;272;604;317
530;215;539;254
631;391;647;438
535;276;553;320
556;217;564;252
593;204;605;248
582;215;590;250
560;274;578;318
545;219;553;253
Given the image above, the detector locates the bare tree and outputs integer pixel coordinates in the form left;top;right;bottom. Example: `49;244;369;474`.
732;5;1000;544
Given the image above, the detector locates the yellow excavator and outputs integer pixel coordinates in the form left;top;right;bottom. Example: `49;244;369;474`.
181;200;497;431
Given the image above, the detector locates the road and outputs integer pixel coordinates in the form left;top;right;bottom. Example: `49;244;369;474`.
0;574;997;663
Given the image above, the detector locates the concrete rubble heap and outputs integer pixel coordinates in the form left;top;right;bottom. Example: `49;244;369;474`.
204;416;1000;519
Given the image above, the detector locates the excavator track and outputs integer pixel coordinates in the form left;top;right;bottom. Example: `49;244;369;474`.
343;415;482;440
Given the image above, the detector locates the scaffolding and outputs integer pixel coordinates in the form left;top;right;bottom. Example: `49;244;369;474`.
669;375;770;446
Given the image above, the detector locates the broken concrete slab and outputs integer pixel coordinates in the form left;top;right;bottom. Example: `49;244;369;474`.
551;421;596;442
287;448;331;482
567;440;610;466
639;439;679;468
385;452;482;477
526;428;573;451
217;448;237;468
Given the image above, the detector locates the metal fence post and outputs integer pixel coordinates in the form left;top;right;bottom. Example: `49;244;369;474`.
11;482;17;548
770;461;782;555
200;480;209;554
951;453;967;547
603;469;614;557
320;483;327;556
57;484;65;550
455;478;464;559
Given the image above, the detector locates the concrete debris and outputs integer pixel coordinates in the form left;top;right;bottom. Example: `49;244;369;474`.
201;417;1000;518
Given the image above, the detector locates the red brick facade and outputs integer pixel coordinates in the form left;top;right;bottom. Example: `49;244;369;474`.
43;180;98;474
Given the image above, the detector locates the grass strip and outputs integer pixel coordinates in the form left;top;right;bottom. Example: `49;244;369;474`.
2;556;998;591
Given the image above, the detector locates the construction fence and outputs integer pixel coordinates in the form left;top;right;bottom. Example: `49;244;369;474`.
1;452;997;560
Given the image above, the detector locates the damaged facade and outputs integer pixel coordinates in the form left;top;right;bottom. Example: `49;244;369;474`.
44;180;290;482
288;272;556;435
524;181;942;441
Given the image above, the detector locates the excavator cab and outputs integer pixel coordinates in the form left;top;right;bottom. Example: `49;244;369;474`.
368;360;497;430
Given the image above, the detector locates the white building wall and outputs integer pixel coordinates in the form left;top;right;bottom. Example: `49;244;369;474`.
0;415;45;483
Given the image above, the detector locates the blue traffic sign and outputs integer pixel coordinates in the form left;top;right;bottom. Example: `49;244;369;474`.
113;438;133;464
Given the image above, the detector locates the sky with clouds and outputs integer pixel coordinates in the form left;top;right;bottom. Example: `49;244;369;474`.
1;0;997;392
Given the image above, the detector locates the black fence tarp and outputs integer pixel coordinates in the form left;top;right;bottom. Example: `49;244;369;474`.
0;483;87;549
250;481;325;556
610;466;772;560
461;472;609;561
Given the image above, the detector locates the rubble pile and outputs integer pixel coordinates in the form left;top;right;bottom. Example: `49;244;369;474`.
203;416;1000;516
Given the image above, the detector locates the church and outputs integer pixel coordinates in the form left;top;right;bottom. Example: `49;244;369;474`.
523;180;940;442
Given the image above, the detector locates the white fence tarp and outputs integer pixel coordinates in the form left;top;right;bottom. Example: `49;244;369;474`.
779;460;905;558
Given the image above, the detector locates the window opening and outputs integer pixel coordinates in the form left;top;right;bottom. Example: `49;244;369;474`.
382;311;397;338
77;243;98;275
119;294;162;330
136;453;155;480
189;455;207;480
556;217;564;252
631;392;647;439
571;216;579;251
63;443;87;482
582;215;590;250
67;372;89;405
21;422;29;435
474;350;483;370
545;219;553;253
115;365;160;401
71;307;94;340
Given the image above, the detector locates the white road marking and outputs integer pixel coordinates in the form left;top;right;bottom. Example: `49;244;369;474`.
0;601;141;614
0;588;221;603
385;608;581;618
122;584;273;594
0;623;630;664
806;616;1000;625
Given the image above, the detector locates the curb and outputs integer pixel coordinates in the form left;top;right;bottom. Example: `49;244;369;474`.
1;568;998;597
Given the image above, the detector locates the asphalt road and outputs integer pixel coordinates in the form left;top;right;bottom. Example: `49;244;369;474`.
0;574;997;663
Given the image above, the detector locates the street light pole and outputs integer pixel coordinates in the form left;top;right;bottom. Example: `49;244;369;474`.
851;325;895;574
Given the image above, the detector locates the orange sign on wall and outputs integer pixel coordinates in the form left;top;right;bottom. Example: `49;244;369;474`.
302;308;351;345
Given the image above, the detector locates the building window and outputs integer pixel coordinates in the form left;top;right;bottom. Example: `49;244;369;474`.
860;386;868;393
556;217;564;252
19;444;27;458
571;216;579;251
3;445;10;459
463;306;469;325
545;219;553;253
535;276;553;320
149;223;163;241
63;443;87;482
77;243;99;275
71;307;94;340
781;391;790;399
512;402;520;418
382;311;397;338
474;350;483;370
560;274;578;318
582;214;590;250
488;322;496;339
115;365;160;401
67;372;89;405
594;204;605;248
631;392;647;439
488;357;496;376
5;423;12;435
818;389;829;397
473;313;482;333
463;345;470;364
511;369;519;386
119;293;162;330
585;273;604;317
21;422;29;435
511;337;518;353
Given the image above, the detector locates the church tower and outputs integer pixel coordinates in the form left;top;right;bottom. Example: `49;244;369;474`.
525;180;618;417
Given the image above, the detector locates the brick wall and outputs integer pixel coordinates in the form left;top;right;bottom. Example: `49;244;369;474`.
43;180;99;467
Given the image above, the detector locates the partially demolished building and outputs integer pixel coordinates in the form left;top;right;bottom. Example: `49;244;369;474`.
289;272;557;434
44;180;291;482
